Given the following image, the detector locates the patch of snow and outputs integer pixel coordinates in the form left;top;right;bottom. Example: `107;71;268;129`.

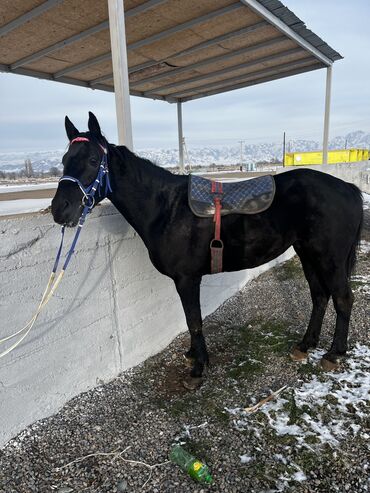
273;454;288;465
181;421;208;439
240;454;254;464
295;376;332;406
0;198;51;216
308;348;326;362
224;407;241;415
227;344;370;451
292;471;307;482
362;192;370;210
358;241;370;254
275;465;308;492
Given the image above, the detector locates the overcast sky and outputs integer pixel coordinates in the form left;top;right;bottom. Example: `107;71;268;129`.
0;0;369;152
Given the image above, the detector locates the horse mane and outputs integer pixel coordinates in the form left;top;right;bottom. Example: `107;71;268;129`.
112;144;180;183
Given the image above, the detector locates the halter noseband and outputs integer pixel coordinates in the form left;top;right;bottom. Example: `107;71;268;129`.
59;136;112;210
52;136;113;272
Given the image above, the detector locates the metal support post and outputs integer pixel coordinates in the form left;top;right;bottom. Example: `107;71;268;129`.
177;102;184;173
108;0;133;149
322;65;332;165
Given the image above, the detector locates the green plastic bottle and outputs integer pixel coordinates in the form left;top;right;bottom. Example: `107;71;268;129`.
169;444;213;485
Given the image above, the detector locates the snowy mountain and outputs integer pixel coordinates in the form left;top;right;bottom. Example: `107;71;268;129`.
0;131;369;173
0;149;64;173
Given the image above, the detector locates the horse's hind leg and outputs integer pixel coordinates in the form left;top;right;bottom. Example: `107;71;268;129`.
321;271;353;371
292;246;330;360
175;276;209;389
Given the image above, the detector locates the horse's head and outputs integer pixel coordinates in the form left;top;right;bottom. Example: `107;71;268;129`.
51;112;107;227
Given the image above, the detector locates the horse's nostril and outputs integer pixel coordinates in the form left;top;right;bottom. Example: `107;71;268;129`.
63;200;70;210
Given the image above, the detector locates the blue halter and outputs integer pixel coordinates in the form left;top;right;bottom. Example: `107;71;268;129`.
59;137;112;209
54;137;112;272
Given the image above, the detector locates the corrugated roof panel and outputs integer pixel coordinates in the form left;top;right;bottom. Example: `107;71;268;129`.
258;0;342;61
0;0;342;101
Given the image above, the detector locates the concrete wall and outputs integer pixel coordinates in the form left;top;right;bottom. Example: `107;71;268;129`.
278;161;370;193
0;204;294;447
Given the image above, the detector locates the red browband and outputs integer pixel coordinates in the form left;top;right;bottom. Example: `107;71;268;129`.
70;137;90;145
69;137;107;154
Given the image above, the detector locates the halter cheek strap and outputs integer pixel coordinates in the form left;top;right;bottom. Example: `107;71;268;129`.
59;137;112;209
55;137;112;271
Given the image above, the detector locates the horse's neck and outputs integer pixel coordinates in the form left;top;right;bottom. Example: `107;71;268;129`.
108;145;183;239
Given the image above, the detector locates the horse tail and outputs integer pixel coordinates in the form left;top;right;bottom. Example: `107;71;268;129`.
347;183;363;278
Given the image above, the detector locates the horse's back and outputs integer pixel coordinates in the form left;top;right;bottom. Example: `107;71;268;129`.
274;168;363;220
274;168;363;262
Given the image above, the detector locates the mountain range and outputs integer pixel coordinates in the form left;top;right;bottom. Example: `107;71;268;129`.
0;130;369;173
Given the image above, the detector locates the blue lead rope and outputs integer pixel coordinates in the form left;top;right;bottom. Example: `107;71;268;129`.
56;147;112;272
0;141;112;359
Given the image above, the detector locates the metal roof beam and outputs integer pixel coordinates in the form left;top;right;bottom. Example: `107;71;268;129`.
56;19;268;80
0;62;168;100
89;3;244;86
54;52;112;79
125;0;168;17
132;36;293;90
131;36;290;89
10;21;109;70
127;3;242;52
167;58;319;98
90;62;155;85
0;63;113;92
56;57;156;81
0;62;171;101
90;73;113;85
179;63;322;102
0;0;64;37
143;45;302;94
10;0;171;70
240;0;333;66
165;20;269;59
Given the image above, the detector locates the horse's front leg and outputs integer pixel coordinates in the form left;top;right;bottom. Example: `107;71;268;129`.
175;276;209;390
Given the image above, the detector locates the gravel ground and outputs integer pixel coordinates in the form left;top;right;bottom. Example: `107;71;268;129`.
0;210;369;493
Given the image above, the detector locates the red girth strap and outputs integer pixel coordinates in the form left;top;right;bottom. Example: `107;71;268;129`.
210;181;224;274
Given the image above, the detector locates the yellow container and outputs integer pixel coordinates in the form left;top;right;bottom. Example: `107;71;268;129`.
284;148;369;166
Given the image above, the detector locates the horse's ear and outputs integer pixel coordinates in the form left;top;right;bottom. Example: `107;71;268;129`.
88;111;102;138
65;116;79;141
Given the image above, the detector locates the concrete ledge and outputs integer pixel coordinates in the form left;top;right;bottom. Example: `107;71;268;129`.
0;204;294;447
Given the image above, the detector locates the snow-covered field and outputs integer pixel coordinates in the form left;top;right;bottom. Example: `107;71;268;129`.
0;175;368;217
0;182;58;193
0;198;51;216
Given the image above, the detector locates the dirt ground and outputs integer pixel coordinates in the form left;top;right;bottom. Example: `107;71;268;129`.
0;211;369;493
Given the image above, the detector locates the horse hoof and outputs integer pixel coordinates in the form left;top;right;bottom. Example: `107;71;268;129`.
183;354;195;368
182;376;203;390
290;347;308;362
320;357;340;372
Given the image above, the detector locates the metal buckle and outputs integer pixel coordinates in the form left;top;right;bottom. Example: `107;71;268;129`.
82;194;95;209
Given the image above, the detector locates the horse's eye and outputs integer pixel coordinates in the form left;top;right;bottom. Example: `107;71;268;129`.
90;158;98;165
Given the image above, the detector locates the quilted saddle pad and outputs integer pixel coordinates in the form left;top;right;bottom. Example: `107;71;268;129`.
188;174;276;217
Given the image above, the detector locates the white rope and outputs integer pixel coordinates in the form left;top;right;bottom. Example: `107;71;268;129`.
0;270;65;359
1;145;109;359
55;446;171;489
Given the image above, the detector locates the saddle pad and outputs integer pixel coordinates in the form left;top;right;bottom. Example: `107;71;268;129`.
188;174;276;217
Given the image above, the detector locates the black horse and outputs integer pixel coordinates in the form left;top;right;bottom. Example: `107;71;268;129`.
51;113;363;389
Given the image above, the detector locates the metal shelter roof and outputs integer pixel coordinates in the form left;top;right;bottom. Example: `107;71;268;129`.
0;0;342;103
